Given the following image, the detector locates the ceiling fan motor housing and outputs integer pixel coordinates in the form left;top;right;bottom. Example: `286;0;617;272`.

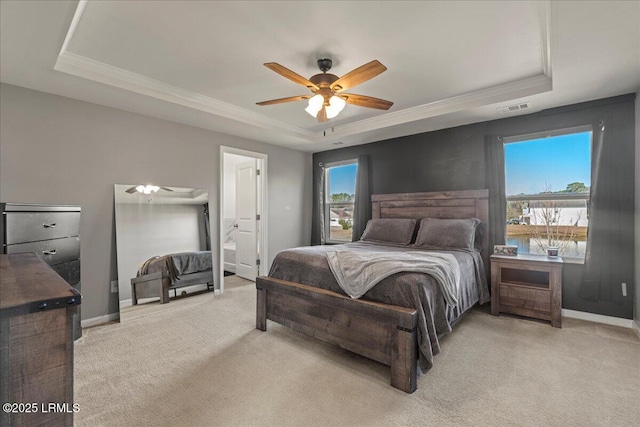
311;58;339;104
317;58;333;73
309;73;340;105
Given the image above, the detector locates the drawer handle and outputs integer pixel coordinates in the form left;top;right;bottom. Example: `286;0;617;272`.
42;249;57;255
43;223;57;228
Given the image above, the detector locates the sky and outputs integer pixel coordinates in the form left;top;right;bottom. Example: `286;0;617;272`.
328;131;591;197
504;131;592;196
328;163;357;195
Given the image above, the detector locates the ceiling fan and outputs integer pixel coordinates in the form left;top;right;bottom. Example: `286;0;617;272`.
125;185;174;195
256;58;393;122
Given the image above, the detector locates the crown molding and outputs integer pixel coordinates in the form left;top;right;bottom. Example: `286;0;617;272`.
54;0;554;146
319;74;552;142
539;0;554;77
58;0;88;58
54;51;317;142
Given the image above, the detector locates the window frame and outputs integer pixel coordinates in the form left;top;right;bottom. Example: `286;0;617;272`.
503;125;593;262
324;159;358;244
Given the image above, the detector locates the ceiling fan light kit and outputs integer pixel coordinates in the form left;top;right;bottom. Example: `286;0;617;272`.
304;94;324;117
305;94;346;119
257;58;393;123
325;96;346;119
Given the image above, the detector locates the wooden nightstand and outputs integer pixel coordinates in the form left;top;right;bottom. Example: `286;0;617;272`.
490;253;563;328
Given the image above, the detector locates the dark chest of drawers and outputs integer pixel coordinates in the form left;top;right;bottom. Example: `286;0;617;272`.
1;203;82;339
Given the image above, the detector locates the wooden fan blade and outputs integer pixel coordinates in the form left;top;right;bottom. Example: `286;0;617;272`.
264;63;319;91
317;106;328;123
125;186;137;194
330;60;387;92
160;187;173;192
341;93;393;110
256;95;311;106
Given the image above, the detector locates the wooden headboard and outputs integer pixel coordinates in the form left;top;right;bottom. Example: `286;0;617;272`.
371;190;490;275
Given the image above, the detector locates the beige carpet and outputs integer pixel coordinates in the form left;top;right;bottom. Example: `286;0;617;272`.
75;278;639;427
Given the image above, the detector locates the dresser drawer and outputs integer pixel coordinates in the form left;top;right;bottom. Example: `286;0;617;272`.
4;212;80;244
6;236;80;266
50;259;80;285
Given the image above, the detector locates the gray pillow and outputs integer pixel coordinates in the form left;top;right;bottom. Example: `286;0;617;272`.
414;217;481;249
360;218;417;246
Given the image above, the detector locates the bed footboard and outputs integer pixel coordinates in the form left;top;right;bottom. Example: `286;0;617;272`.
131;271;214;305
131;272;169;305
256;276;418;393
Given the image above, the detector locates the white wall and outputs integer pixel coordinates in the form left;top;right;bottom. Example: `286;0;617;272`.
115;203;205;302
0;83;312;321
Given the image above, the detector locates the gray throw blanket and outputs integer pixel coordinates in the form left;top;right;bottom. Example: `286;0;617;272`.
327;250;460;306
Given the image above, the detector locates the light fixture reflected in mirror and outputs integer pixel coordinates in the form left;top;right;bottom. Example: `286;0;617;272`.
125;184;174;195
136;184;160;194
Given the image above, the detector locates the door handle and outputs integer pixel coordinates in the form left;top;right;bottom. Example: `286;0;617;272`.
43;223;57;228
42;249;57;255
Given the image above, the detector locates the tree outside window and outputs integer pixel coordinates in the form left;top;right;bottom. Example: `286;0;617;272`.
504;130;592;259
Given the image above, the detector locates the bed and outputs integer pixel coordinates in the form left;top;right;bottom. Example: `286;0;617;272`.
256;190;490;393
130;251;214;305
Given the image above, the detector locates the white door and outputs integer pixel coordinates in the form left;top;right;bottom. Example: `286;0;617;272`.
235;159;258;281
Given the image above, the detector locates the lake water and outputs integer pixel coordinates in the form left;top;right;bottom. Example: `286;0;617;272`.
506;237;586;258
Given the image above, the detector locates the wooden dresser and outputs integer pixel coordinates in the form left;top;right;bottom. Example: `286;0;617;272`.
1;203;82;339
0;253;81;427
490;253;563;328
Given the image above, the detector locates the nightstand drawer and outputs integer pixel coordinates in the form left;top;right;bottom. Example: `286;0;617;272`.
5;212;80;244
499;284;550;313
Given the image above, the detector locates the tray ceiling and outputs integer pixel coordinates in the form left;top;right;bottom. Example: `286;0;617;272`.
2;1;638;151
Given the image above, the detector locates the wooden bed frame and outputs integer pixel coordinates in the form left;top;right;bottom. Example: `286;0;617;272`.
256;190;489;393
131;270;214;305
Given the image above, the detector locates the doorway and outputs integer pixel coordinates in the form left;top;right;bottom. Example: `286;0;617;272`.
220;147;267;292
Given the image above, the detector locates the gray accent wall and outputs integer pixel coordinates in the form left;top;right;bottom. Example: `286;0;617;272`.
315;94;636;320
0;83;312;321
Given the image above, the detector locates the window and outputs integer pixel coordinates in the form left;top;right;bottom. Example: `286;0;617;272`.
504;128;592;259
325;160;358;242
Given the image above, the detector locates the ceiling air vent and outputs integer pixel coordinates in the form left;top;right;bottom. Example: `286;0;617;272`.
497;102;531;114
332;141;344;145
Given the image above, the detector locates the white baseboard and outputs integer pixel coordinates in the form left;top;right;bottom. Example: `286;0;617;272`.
633;320;640;339
224;263;236;273
81;312;119;328
119;298;132;308
562;309;633;328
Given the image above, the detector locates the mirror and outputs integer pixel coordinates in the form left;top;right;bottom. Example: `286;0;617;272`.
114;184;212;317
